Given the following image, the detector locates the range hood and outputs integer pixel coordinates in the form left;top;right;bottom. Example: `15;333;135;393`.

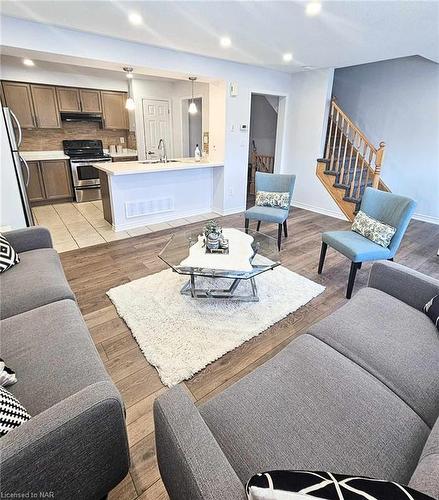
60;112;103;123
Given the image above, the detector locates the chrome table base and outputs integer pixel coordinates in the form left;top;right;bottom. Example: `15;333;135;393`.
180;274;259;302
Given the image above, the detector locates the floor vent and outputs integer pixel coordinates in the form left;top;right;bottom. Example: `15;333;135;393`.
125;197;174;218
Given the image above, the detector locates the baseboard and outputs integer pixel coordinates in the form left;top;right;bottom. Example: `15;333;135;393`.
212;206;246;216
292;201;348;221
412;213;439;225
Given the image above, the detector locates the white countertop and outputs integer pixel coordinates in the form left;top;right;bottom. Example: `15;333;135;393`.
105;149;138;159
20;150;70;161
93;158;223;176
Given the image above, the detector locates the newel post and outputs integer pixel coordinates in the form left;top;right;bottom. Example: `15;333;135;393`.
373;141;386;188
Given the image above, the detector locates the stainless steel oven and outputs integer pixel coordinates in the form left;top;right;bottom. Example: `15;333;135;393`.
63;140;111;202
69;157;111;202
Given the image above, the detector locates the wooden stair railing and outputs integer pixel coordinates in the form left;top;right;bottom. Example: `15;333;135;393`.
254;154;274;173
249;140;275;195
317;98;389;220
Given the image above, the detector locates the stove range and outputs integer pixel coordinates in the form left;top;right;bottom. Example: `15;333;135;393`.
63;140;111;202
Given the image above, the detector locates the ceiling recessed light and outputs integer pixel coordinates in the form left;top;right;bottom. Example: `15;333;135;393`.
220;36;232;48
23;58;34;67
306;2;322;16
282;53;293;63
128;12;143;25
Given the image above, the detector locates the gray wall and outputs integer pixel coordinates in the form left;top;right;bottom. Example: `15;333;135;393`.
333;56;439;222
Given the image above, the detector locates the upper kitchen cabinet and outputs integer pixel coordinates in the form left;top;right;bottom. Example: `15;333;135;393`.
101;91;128;130
56;87;81;112
2;82;36;128
30;85;61;128
79;89;101;112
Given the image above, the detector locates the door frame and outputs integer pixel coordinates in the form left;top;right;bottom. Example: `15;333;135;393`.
141;97;174;159
245;89;288;204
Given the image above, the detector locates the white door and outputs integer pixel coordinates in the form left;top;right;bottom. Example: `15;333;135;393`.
142;99;171;159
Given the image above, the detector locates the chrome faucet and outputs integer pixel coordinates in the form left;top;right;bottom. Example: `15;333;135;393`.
157;138;167;163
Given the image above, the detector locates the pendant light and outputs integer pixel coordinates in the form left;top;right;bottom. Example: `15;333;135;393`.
188;76;198;114
123;67;135;111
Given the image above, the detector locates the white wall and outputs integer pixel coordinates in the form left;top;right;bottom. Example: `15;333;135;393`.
1;16;343;217
333;56;439;223
282;69;346;219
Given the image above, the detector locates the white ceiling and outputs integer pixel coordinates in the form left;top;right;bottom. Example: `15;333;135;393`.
1;1;438;72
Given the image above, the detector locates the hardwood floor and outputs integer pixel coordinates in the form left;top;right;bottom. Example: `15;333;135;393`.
59;208;439;499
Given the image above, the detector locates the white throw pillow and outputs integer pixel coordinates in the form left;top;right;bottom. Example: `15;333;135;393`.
351;210;396;248
256;191;290;210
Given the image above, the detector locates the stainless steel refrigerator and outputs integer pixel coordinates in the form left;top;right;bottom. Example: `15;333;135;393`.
1;106;34;228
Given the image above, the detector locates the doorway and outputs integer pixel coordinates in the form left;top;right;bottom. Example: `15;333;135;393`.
247;94;279;208
182;97;202;157
142;98;171;159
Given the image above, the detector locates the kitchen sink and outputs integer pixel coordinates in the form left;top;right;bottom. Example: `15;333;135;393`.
140;159;179;164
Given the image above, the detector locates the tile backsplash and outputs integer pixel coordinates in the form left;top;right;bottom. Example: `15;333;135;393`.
21;122;129;151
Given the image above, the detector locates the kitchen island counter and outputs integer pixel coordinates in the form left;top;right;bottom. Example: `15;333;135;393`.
93;158;224;231
93;158;223;176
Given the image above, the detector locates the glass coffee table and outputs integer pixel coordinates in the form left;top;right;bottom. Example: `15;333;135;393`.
159;227;280;302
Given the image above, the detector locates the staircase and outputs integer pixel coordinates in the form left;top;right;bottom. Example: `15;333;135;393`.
316;98;390;221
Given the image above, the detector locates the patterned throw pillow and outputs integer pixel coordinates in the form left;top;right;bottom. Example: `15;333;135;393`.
0;386;31;436
351;210;396;248
424;295;439;330
0;233;20;273
246;470;434;499
256;191;290;210
0;359;17;387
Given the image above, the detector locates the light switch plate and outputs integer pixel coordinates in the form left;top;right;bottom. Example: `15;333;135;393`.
230;82;239;97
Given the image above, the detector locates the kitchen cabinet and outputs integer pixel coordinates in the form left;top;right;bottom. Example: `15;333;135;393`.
23;161;45;202
101;91;128;130
40;160;73;200
56;87;81;112
79;89;101;112
23;160;73;204
57;87;102;113
2;81;128;130
2;82;36;128
30;85;61;128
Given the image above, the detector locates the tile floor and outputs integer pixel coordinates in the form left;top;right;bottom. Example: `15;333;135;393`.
32;201;220;253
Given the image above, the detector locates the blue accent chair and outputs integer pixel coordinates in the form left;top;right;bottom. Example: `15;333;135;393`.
245;172;296;250
318;187;416;299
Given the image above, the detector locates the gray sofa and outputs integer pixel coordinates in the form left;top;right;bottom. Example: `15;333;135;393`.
0;227;130;499
154;261;439;500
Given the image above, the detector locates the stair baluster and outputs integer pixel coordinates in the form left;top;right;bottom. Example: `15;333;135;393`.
355;141;368;201
340;122;350;185
325;106;335;161
333;116;344;175
348;134;361;200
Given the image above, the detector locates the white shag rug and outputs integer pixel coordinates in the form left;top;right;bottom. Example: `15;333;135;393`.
107;267;325;387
